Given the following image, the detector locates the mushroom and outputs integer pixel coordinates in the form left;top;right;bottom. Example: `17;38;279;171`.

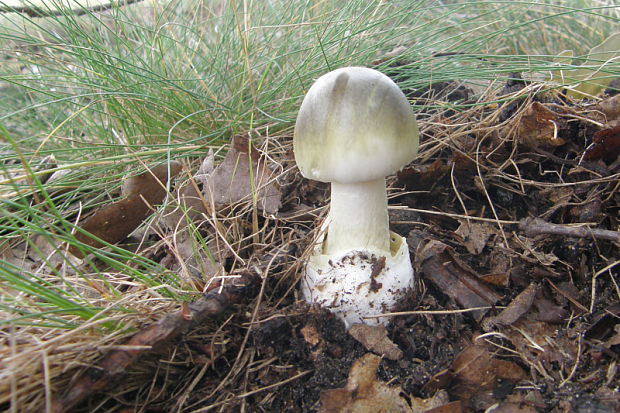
294;66;419;327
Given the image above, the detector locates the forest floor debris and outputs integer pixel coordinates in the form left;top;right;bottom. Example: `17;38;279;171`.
2;75;619;412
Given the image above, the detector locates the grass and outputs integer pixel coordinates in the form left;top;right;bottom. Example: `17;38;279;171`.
0;0;619;409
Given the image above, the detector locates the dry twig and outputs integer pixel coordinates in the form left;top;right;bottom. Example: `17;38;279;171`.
519;217;620;242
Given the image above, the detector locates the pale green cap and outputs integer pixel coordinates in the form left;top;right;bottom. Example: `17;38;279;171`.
294;67;419;184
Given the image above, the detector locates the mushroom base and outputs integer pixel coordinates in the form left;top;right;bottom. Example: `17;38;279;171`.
301;231;414;328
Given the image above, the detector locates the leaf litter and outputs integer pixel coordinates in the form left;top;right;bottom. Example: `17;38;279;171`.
2;67;620;413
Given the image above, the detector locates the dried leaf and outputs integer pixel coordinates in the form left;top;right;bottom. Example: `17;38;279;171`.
450;344;526;409
452;345;497;388
411;235;501;321
120;162;182;201
515;102;564;148
423;401;463;413
397;159;447;192
164;137;281;231
301;324;322;347
506;319;578;366
597;93;620;121
455;221;495;255
348;324;403;361
160;138;281;284
163;171;208;229
532;296;569;323
478;272;509;287
69;162;182;257
583;124;620;163
320;353;449;413
482;284;539;331
195;149;215;183
169;232;228;288
452;345;527;384
205;135;281;214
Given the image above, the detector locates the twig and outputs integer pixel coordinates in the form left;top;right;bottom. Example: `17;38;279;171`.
0;0;143;17
559;333;583;388
47;272;260;413
590;260;620;313
365;306;499;319
191;370;311;413
546;279;588;313
406;209;618;242
404;207;518;225
519;217;620;242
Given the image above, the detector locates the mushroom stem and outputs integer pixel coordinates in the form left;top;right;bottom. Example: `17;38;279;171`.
325;178;390;256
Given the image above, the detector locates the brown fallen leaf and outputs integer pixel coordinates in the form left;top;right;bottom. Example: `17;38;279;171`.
478;272;510;287
597;93;620;122
69;161;182;257
161;137;282;285
409;231;501;322
301;323;322;348
205;135;281;214
450;344;526;410
163;152;215;230
169;231;229;289
505;319;578;367
155;153;233;288
397;159;448;192
514;102;565;148
320;353;449;413
482;283;539;331
452;345;526;389
583;124;620;164
348;324;403;361
452;345;497;388
164;136;281;232
532;295;569;323
455;220;495;255
423;401;463;413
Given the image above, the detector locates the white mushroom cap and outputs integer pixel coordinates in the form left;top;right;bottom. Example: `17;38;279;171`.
294;66;419;184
